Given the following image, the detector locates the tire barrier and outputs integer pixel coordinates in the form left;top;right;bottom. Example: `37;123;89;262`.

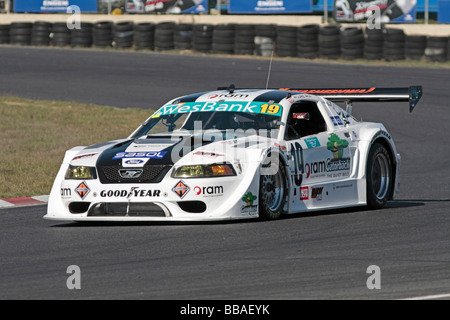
155;22;175;51
51;22;71;47
276;25;297;57
340;27;364;60
193;24;214;53
364;27;384;60
0;21;448;63
255;24;276;57
71;22;93;48
425;36;448;62
319;25;341;59
212;24;235;55
383;28;405;61
10;22;32;46
0;24;10;44
134;23;155;51
405;35;426;60
234;24;255;55
297;24;319;59
92;21;113;48
174;23;193;50
114;21;134;49
31;21;52;47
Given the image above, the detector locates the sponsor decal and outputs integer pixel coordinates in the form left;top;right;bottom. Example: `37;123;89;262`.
300;186;309;200
305;134;351;179
194;185;224;197
118;169;143;179
151;101;283;118
172;180;190;199
72;153;97;161
327;133;349;160
100;188;161;198
311;187;324;201
293;113;309;120
113;151;167;160
207;93;249;99
75;181;90;200
241;191;258;214
330;116;344;126
192;151;224;159
279;88;377;94
304;137;320;149
61;188;71;198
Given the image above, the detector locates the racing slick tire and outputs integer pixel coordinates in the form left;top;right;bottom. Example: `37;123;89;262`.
258;162;287;220
366;143;393;209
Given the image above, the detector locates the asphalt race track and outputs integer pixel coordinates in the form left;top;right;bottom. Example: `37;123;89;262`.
1;46;449;300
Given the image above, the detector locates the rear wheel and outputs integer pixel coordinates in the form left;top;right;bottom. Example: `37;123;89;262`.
366;143;393;209
259;163;287;220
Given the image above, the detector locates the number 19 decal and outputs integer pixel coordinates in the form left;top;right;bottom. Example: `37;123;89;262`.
260;104;281;115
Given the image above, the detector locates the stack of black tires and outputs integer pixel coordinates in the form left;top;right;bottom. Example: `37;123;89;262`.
114;21;134;49
319;25;341;59
297;24;319;59
174;24;193;50
425;36;448;62
254;24;276;57
93;21;113;48
51;22;71;47
364;27;384;60
193;24;214;53
212;24;235;55
234;24;255;55
0;24;10;44
71;23;93;48
383;28;405;61
10;22;32;46
31;21;52;46
276;25;297;57
405;35;426;60
155;22;175;51
134;23;155;51
340;27;364;60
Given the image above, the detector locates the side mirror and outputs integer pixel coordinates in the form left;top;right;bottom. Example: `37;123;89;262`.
292;112;310;120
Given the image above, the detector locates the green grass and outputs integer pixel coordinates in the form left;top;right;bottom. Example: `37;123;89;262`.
0;96;151;199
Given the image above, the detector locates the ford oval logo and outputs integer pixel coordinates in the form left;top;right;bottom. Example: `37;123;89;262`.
124;159;144;165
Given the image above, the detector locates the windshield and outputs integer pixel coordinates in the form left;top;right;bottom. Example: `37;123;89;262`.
131;101;282;138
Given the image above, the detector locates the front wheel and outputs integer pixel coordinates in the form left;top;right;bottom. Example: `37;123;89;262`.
366;143;393;209
259;164;287;220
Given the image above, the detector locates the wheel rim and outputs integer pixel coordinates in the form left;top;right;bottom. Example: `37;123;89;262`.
261;169;285;212
371;153;390;200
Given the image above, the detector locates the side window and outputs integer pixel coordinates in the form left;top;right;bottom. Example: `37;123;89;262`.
285;101;327;140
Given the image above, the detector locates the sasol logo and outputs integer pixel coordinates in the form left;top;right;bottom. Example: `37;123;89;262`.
113;151;166;160
194;186;224;196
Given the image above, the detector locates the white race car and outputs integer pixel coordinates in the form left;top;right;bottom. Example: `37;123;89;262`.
44;85;422;222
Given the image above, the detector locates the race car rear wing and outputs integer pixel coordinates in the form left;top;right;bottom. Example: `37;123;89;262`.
278;86;423;113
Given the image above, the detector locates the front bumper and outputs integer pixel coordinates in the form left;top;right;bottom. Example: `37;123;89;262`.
44;163;261;222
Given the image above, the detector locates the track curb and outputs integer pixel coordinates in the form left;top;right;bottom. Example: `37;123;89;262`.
0;195;49;208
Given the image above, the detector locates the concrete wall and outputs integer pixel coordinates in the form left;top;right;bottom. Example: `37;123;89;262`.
0;13;449;36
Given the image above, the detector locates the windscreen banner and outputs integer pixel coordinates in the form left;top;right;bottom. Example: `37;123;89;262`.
14;0;98;13
228;0;312;14
125;0;207;14
334;0;417;23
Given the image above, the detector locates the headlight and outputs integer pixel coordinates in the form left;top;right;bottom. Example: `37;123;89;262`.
65;166;97;180
172;163;236;178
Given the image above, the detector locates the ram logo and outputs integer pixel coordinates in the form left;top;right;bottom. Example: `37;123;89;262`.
119;169;143;179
